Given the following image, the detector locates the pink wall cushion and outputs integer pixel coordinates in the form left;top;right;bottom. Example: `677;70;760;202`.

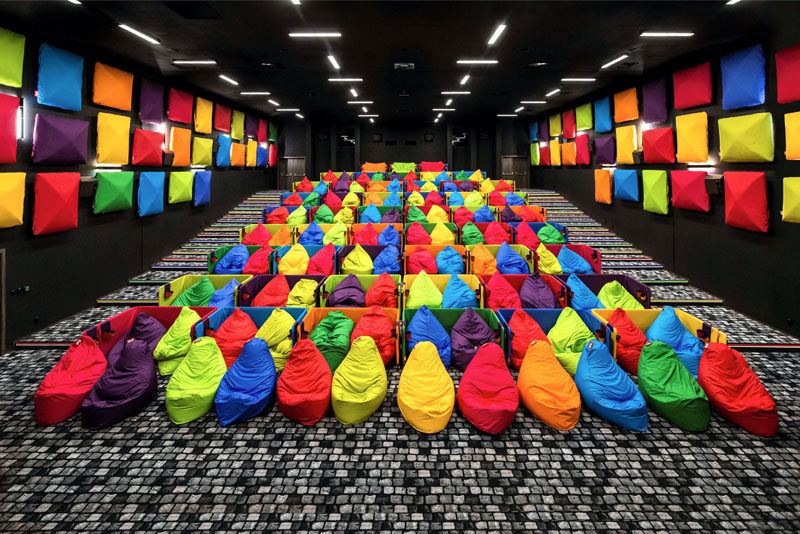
673;62;712;110
33;172;80;235
776;43;800;104
214;103;231;132
642;127;675;164
0;94;19;163
724;171;768;233
575;134;590;165
670;170;709;212
167;88;193;124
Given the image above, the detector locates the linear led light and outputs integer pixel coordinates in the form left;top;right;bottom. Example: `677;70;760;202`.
434;117;439;123
290;0;301;4
432;108;455;111
347;101;373;104
329;77;362;82
545;88;561;97
67;0;82;4
726;0;741;4
640;31;694;37
445;99;453;106
456;59;498;64
561;77;596;82
289;32;342;38
172;59;216;65
350;88;358;97
520;100;546;104
296;113;304;119
219;74;239;85
277;108;300;111
369;118;375;123
441;91;470;95
358;114;379;117
437;113;443;118
601;54;629;69
327;55;341;70
514;106;524;112
487;24;506;45
268;99;280;106
361;106;368;113
17;106;23;139
240;91;271;95
460;74;470;85
497;114;517;117
118;24;160;45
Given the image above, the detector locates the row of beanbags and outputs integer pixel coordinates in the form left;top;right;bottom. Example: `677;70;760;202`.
325;273;398;308
248;275;319;307
310;307;396;369
405;191;445;206
470;243;531;276
487;191;526;206
567;275;643;311
341;244;401;275
278;244;336;276
406;245;466;275
535;244;595;275
264;206;309;226
483;273;559;310
241;223;293;247
171;276;240;308
499;205;545;223
359;205;403;223
407;306;495;370
405;272;478;309
310;205;355;224
282;192;321;207
352;224;402;246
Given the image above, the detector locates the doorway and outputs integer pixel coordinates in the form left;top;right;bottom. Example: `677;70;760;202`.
278;157;307;190
501;155;530;188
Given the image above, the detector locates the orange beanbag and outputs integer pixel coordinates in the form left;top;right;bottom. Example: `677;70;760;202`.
517;340;581;430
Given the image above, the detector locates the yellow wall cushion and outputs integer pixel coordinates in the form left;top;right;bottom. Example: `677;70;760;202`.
718;112;774;162
194;97;213;134
675;112;708;163
0;172;25;228
615;125;637;164
96;112;130;165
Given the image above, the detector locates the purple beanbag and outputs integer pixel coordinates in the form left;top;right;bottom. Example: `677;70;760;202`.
520;274;559;308
500;206;522;223
333;181;351;193
326;274;366;307
380;208;403;223
458;181;475;192
450;308;495;370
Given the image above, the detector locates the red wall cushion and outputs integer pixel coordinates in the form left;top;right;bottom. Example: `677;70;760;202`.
670;170;709;212
776;43;800;104
575;134;590;165
167;88;193;124
673;62;712;110
642;127;675;163
33;172;80;235
268;143;278;167
214;103;231;132
131;128;164;166
561;109;576;139
539;145;551;166
257;119;268;143
724;171;768;232
0;94;19;163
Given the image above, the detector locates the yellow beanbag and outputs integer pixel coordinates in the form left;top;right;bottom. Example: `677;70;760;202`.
406;271;443;308
333;207;354;224
341;192;360;206
279;244;310;274
397;341;455;433
420;181;438;192
331;336;388;424
323;222;348;245
287;278;319;307
342;244;374;275
535;243;562;274
406;191;425;206
426;205;449;223
480;180;495;192
429;223;456;245
255;308;296;371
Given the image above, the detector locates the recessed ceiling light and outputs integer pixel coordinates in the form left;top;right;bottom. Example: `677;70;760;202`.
240;91;271;95
369;118;375;123
437;113;443;118
432;108;455;111
487;23;507;45
601;54;629;69
218;74;239;85
434;117;440;123
528;62;548;67
358;114;379;117
268;99;280;106
327;55;341;70
441;91;470;95
456;59;498;64
445;99;453;106
67;0;82;4
726;0;741;4
545;88;561;97
329;77;363;82
172;59;216;65
520;100;546;104
295;113;304;118
514;106;524;112
118;24;160;45
640;31;694;37
290;0;301;4
347;101;373;104
460;74;470;85
361;106;368;113
561;77;596;82
497;114;517;117
277;108;300;111
289;32;342;38
350;88;358;97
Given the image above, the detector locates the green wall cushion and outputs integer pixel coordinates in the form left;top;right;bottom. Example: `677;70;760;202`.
575;103;593;131
0;27;25;88
169;171;194;204
93;171;133;214
642;170;669;215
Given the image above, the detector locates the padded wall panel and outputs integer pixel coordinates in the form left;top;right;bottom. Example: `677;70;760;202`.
170;127;191;167
0;27;25;88
168;88;193;124
613;87;639;123
724;171;768;232
673;62;712;110
721;44;765;110
139;78;164;124
93;62;133;111
131;128;163;166
0;94;19;163
615;125;637;164
718;112;774;162
194;97;213;134
775;43;800;104
671;170;709;212
594;97;612;133
675;112;708;163
642;78;666;124
32;114;88;164
0;172;25;228
214;103;231;132
642;127;675;164
36;44;83;111
33;172;79;235
96;112;130;165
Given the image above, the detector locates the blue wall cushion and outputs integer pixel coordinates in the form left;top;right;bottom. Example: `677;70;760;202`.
613;169;640;201
721;44;765;110
594;97;612;133
256;145;268;166
37;43;84;111
193;171;211;206
529;122;538;142
216;135;231;167
137;172;165;217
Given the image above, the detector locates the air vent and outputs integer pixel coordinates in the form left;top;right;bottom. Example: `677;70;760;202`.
164;1;221;19
394;63;415;70
385;140;397;146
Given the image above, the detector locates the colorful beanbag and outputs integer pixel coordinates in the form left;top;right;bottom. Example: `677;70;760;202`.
313;205;334;223
286;206;308;226
381;208;402;223
407;222;433;245
153;307;201;375
520;274;558;308
484;222;510;244
473;206;494;223
557;246;593;274
448;192;465;206
436;246;465;274
351;306;396;365
406;271;443;308
327;274;366;307
407;205;427;223
517;340;581;430
298;222;325;245
265;207;289;223
360;204;381;223
408;305;451;367
485;272;522;310
645;306;704;377
535;244;562;274
514;224;540;252
287;279;319;307
407;248;437;274
212;308;259;368
496;243;530;274
173;276;215;307
214;338;277;426
323;222;348;246
354;224;379;245
537;224;566;244
310;310;355;371
331;336;388;424
460;222;486;245
308;243;336;276
165;337;227;424
397;341;455;433
252;275;290;307
378;225;401;246
441;276;478;308
452;206;473;226
451;308;495;370
426;205;449;223
470;243;498;276
547;308;596;375
207;279;239;309
277;340;332;425
255;308;295;371
500;206;523;223
242;246;272;274
457;343;519;434
607;308;648;374
373;245;401;274
567;274;604;311
508;310;548;370
365;273;398;308
430;223;456;245
279;245;311;275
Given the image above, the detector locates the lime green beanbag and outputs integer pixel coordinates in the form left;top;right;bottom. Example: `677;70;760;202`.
285;206;307;226
255;308;296;371
406;271;443;308
638;341;710;431
643;170;669;215
535;243;562;274
547;307;595;374
173;276;215;307
286;279;319;307
464;191;484;209
153;307;202;375
165;337;227;424
323;222;348;245
310;310;355;372
342;244;374;275
596;281;644;310
331;336;388;424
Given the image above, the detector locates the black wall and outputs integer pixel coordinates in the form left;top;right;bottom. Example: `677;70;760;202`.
532;4;800;339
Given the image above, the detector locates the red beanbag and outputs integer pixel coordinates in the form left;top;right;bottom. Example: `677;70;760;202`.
508;310;548;370
424;191;444;206
214;103;231;132
365;272;398;307
452;206;474;227
324;193;342;208
353;223;379;245
483;222;510;244
673;62;712;110
253;274;290;307
34;335;107;425
485;272;522;310
539;145;551;166
518;205;543;222
242;245;273;275
131;128;163;166
265;207;289;224
324;170;337;182
607;308;647;374
212;309;259;368
257;119;268;143
33;172;80;236
282;193;303;206
295;178;314;192
513;223;540;251
308;243;335;276
642;127;675;164
407;248;437;274
404;171;417;181
495;180;513;192
457;342;519;434
277;339;333;425
670;170;709;212
406;181;421;192
0;94;19;163
420;161;445;172
488;190;507;206
242;223;273;246
356;173;370;188
406;222;432;245
351;306;396;365
724;171;768;233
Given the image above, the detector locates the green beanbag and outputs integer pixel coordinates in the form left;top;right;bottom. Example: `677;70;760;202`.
643;170;669;215
314;204;334;223
302;192;319;207
392;162;416;174
406;205;428;223
406;271;443;308
331;336;388;424
310;310;355;372
460;222;486;245
455;170;468;181
547;307;595;374
536;223;566;244
173;276;215;307
285;206;308;226
596;281;644;310
153;307;202;375
165;337;227;424
255;308;296;371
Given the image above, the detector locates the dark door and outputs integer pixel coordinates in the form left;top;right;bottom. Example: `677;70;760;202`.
501;155;530;188
279;157;306;190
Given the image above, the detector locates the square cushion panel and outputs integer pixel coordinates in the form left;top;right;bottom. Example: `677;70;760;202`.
594;97;612;133
718;112;774;162
785;111;800;160
258;119;268;144
642;78;667;124
549;140;561;166
93;171;133;214
257;145;268;167
561;109;576;139
93;62;133;111
138;171;165;217
192;136;213;166
168;88;193;124
614;87;639;123
139;78;164;124
0;27;25;88
96;112;130;165
170;127;191;167
529;122;538;142
193;171;211;207
642;127;675;164
0;94;19;163
246;139;258;167
642;170;669;215
561;142;576;165
214;103;231;132
549;114;562;137
675;112;708;163
673;62;712;110
216;135;231;167
0;172;25;228
594;169;612;204
613;169;639;202
615;125;637;164
194;97;213;134
230;142;246;166
231;110;245;140
37;44;83;111
268;122;278;142
32;114;89;164
168;171;193;204
721;44;765;110
671;170;709;212
33;172;79;235
724;171;768;233
245;115;258;138
530;143;539;165
783;177;800;223
775;43;800;104
575;103;592;131
594;135;615;165
131;128;163;166
575;134;590;165
539;145;551;166
538;118;549;142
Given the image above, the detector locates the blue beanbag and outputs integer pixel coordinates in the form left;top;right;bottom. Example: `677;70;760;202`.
37;44;84;111
613;169;639;202
721;44;765;111
298;222;324;245
473;206;494;223
384;192;402;206
594;97;612;133
408;305;451;367
567;274;604;311
216;136;231;167
435;171;449;183
214;245;250;274
208;279;240;308
443;182;458;192
442;276;478;308
504;192;525;206
448;192;464;205
378;225;401;246
436;246;465;274
193;171;211;207
313;181;328;195
137;172;165;217
387;179;402;192
360;203;382;223
574;340;648;432
373;245;400;274
215;338;277;426
645;306;704;377
496;242;530;274
557;247;594;274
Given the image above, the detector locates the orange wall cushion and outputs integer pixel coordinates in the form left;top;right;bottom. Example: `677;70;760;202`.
93;62;133;111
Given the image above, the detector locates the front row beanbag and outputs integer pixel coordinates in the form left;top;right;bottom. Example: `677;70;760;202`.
547;308;596;375
450;308;495;370
698;343;778;436
255;308;296;372
607;308;648;374
165;337;228;424
331;336;388;424
35;335;108;425
574;341;648;431
638;341;710;431
153;307;202;375
407;305;451;367
517;340;581;430
310;310;355;372
277;340;332;425
214;338;276;426
508;310;549;370
212;308;259;368
351;306;396;365
457;343;519;434
397;341;455;433
645;306;704;377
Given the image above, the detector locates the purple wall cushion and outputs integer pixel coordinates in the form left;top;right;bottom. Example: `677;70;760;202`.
642;78;667;124
520;274;558;308
32;113;88;164
245;115;258;138
326;274;366;306
594;135;616;165
450;308;495;370
139;78;164;124
539;118;550;142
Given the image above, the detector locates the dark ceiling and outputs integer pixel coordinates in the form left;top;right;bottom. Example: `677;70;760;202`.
0;1;770;125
